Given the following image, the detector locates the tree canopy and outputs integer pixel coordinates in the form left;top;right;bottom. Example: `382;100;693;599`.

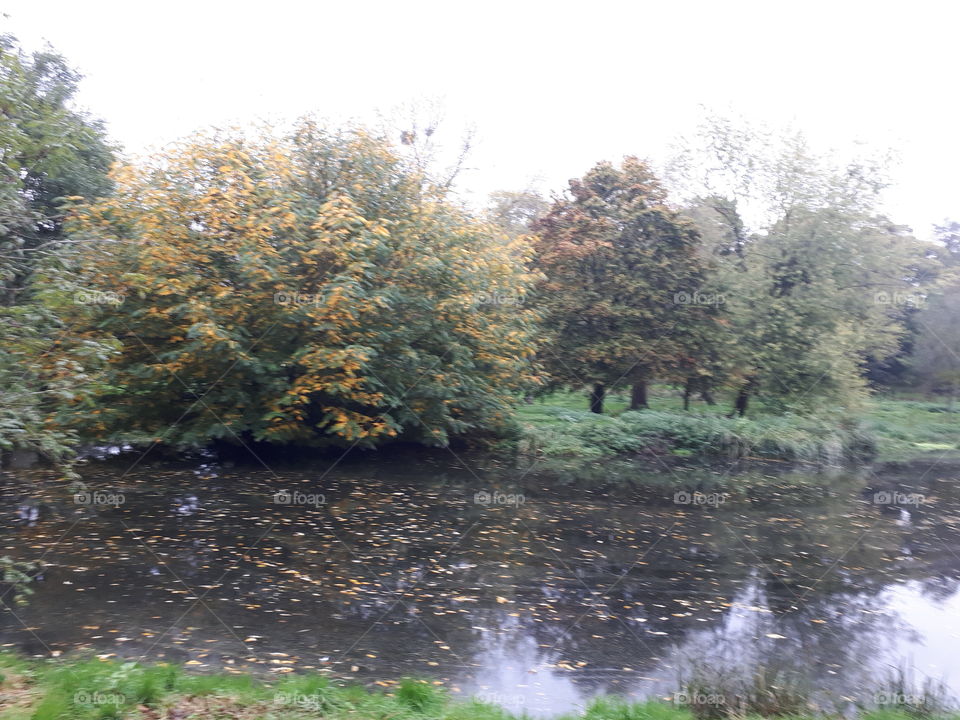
57;125;540;450
0;35;115;463
532;157;724;412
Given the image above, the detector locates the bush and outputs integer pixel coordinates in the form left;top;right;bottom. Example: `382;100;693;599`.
519;408;875;463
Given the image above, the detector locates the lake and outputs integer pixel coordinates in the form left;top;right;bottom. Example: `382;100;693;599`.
2;449;959;715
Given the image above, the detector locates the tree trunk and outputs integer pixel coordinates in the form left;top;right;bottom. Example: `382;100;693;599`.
683;379;692;411
589;383;605;414
730;387;749;417
629;381;648;410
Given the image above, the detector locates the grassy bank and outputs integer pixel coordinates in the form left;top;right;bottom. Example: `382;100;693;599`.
864;397;960;461
513;391;958;463
0;654;956;720
514;392;875;463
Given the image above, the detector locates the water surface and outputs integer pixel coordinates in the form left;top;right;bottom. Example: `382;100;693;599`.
2;451;959;715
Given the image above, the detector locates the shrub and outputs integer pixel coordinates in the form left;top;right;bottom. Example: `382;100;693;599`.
519;408;875;463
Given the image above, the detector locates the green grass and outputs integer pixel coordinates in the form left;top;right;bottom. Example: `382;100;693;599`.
513;390;959;464
516;388;704;426
1;654;957;720
864;397;960;461
515;391;873;463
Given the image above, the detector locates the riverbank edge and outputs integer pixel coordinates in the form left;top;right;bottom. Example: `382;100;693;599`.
2;396;955;476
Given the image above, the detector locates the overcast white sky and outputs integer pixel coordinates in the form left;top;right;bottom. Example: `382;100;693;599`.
2;0;957;238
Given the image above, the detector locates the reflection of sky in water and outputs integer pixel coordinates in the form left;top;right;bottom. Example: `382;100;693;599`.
455;576;960;716
2;456;960;716
462;627;587;715
883;581;960;687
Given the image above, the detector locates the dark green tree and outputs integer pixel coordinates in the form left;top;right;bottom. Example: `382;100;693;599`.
0;35;115;464
673;118;929;415
912;285;960;409
532;157;722;413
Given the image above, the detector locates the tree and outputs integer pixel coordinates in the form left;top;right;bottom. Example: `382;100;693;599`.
731;207;922;414
932;220;960;267
912;286;960;409
863;220;960;392
377;99;475;193
673;195;748;406
485;189;549;238
58;124;540;450
0;35;114;302
532;157;722;413
671;118;928;415
0;35;115;464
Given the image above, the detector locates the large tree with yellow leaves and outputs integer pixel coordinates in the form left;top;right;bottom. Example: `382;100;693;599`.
57;123;540;450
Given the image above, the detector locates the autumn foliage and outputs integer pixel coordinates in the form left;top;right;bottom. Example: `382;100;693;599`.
59;124;540;449
532;158;724;410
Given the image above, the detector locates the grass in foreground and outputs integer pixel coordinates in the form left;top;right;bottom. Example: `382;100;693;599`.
1;654;957;720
